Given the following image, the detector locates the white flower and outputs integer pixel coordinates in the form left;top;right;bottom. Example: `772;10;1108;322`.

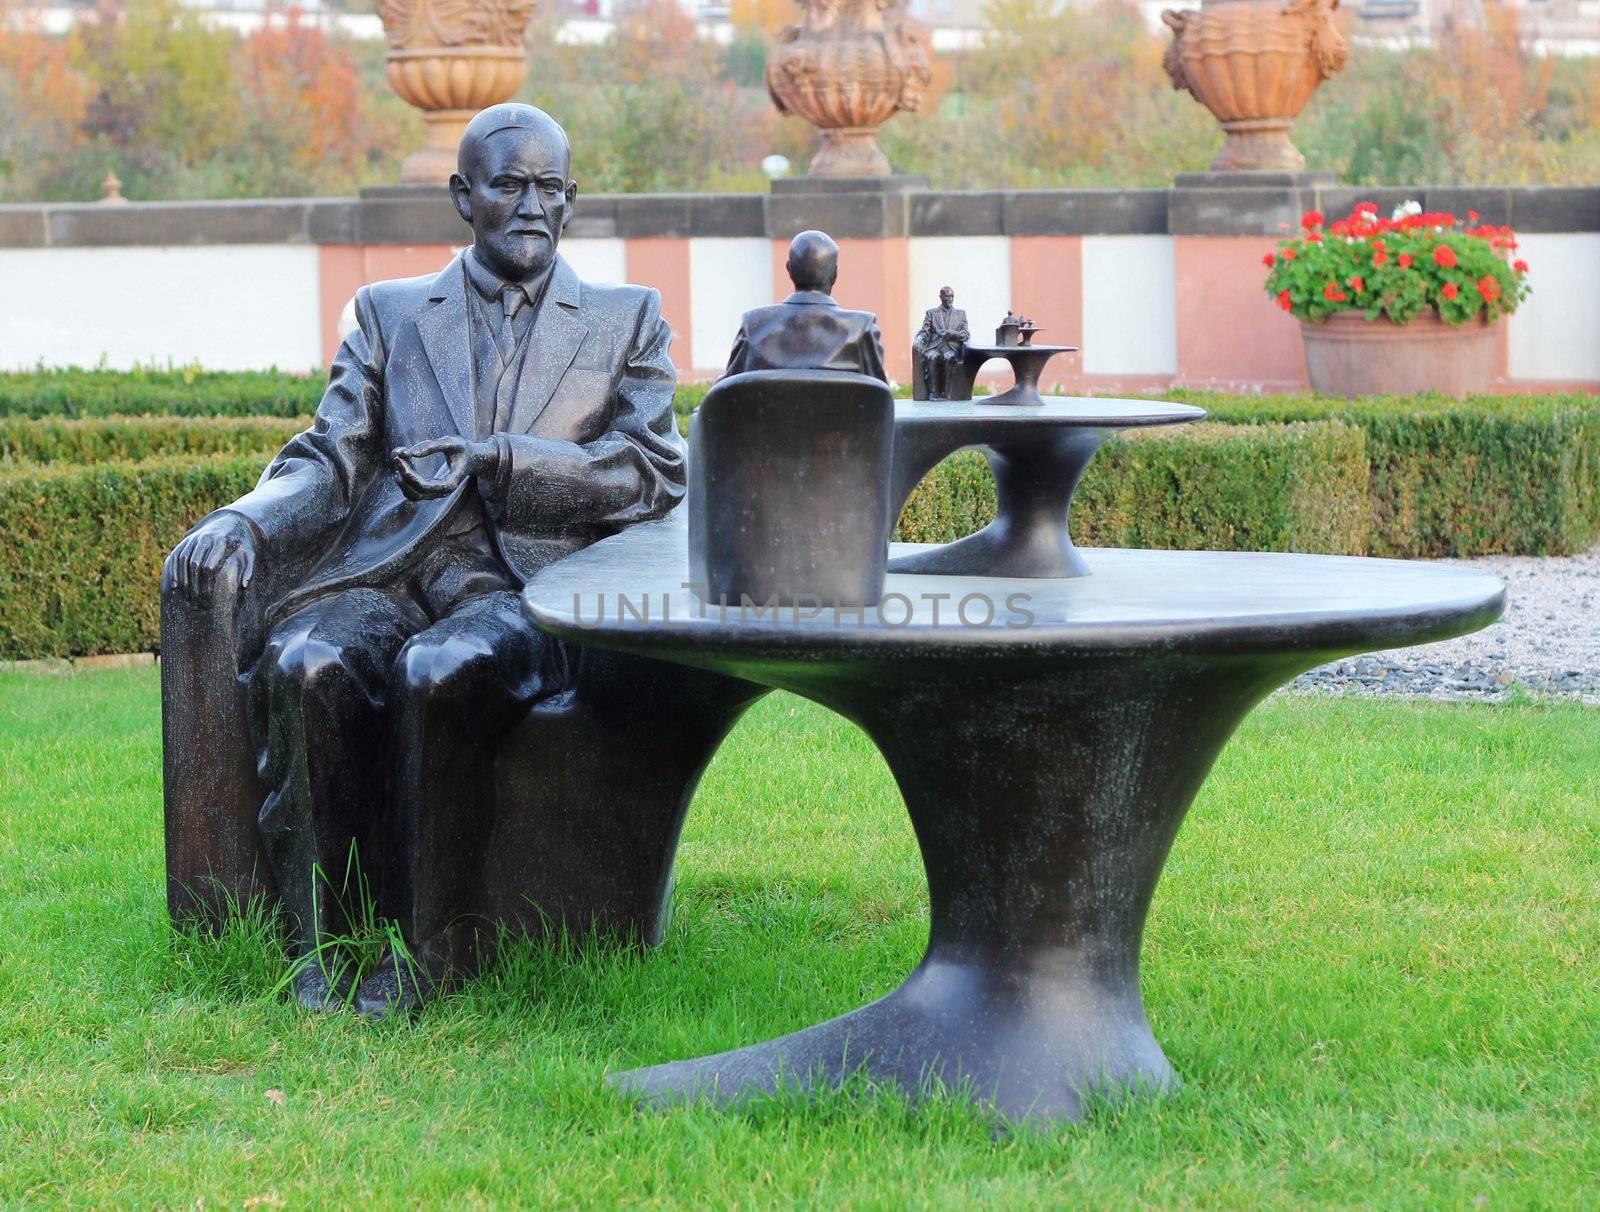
1392;199;1423;220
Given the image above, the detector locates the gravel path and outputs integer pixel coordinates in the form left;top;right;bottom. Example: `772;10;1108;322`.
1291;545;1600;704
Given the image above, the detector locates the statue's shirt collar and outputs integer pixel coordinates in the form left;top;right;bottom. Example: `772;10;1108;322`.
464;247;555;310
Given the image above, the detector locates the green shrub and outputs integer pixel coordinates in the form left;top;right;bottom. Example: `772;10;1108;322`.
897;421;1370;557
0;454;264;659
0;421;1368;660
1176;392;1600;557
0;415;306;464
0;368;324;419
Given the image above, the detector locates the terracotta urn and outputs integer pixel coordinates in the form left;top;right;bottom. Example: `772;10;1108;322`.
1161;0;1349;173
376;0;539;185
1300;312;1496;398
766;0;934;177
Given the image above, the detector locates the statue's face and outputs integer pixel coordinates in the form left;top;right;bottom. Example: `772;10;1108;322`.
452;125;576;281
940;287;954;307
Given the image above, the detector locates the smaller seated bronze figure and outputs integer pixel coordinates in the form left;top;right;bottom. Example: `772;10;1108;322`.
913;286;970;400
723;230;888;380
996;310;1024;347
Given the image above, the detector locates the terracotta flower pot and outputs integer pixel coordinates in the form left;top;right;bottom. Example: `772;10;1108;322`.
1162;0;1348;172
1300;312;1496;398
766;0;933;177
377;0;538;185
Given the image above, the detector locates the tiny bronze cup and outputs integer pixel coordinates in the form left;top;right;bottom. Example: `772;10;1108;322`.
688;370;896;609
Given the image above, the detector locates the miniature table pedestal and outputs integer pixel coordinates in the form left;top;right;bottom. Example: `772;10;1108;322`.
951;342;1077;406
889;398;1204;578
524;521;1504;1125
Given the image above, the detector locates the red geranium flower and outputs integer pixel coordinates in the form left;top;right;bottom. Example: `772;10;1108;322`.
1398;253;1413;268
1306;233;1324;244
1355;202;1378;215
1442;282;1459;301
1514;259;1529;273
1372;250;1389;267
1323;282;1347;302
1282;247;1297;261
1477;275;1502;303
1263;252;1277;268
1301;210;1325;229
1348;276;1365;292
1278;289;1293;311
1468;210;1480;222
1433;244;1458;269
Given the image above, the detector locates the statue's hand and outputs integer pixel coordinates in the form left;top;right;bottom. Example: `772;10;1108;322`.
163;512;257;608
393;436;497;501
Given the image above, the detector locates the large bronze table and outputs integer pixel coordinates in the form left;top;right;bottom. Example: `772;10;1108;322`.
522;520;1504;1125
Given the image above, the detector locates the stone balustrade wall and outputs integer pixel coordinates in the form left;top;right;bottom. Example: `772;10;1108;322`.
2;183;1596;390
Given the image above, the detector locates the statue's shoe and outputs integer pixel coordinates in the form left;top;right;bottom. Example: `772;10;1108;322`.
292;961;355;1013
354;953;438;1020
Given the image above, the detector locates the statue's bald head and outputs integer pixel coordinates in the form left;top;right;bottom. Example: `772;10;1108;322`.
458;103;571;180
787;230;839;294
451;104;577;282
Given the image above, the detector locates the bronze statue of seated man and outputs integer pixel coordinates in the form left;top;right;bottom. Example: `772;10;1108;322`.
913;285;970;400
723;230;888;380
161;104;684;1018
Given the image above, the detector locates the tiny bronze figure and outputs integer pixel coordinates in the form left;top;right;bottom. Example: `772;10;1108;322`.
723;230;888;380
996;310;1024;347
162;104;684;1018
912;286;970;400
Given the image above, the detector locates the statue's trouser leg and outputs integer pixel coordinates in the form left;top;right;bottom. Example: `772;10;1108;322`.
251;588;427;955
939;350;962;397
385;589;554;983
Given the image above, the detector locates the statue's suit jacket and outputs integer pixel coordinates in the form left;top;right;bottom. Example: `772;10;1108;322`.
220;253;684;622
915;306;969;350
723;290;888;381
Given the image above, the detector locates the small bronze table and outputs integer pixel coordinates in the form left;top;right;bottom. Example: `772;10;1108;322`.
890;397;1205;578
523;520;1505;1125
951;341;1077;407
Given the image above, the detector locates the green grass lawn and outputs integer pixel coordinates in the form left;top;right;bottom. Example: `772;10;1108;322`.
1;668;1596;1209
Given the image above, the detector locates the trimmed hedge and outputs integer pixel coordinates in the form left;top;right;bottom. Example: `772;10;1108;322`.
0;415;308;464
12;376;1595;555
0;454;264;659
1176;391;1600;558
681;384;1600;557
0;420;1367;659
3;373;1591;655
897;421;1370;556
0;368;323;419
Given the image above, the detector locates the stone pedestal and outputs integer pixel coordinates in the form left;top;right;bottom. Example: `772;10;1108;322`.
1168;170;1339;237
767;175;929;240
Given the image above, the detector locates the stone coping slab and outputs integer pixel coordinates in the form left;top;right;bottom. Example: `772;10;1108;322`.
1;185;1595;247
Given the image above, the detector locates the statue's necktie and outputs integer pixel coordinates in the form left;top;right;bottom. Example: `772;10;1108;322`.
492;286;527;434
497;286;524;365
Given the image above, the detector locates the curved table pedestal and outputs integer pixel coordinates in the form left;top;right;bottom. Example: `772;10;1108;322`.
613;653;1269;1121
888;399;1203;579
950;343;1076;407
524;526;1506;1126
